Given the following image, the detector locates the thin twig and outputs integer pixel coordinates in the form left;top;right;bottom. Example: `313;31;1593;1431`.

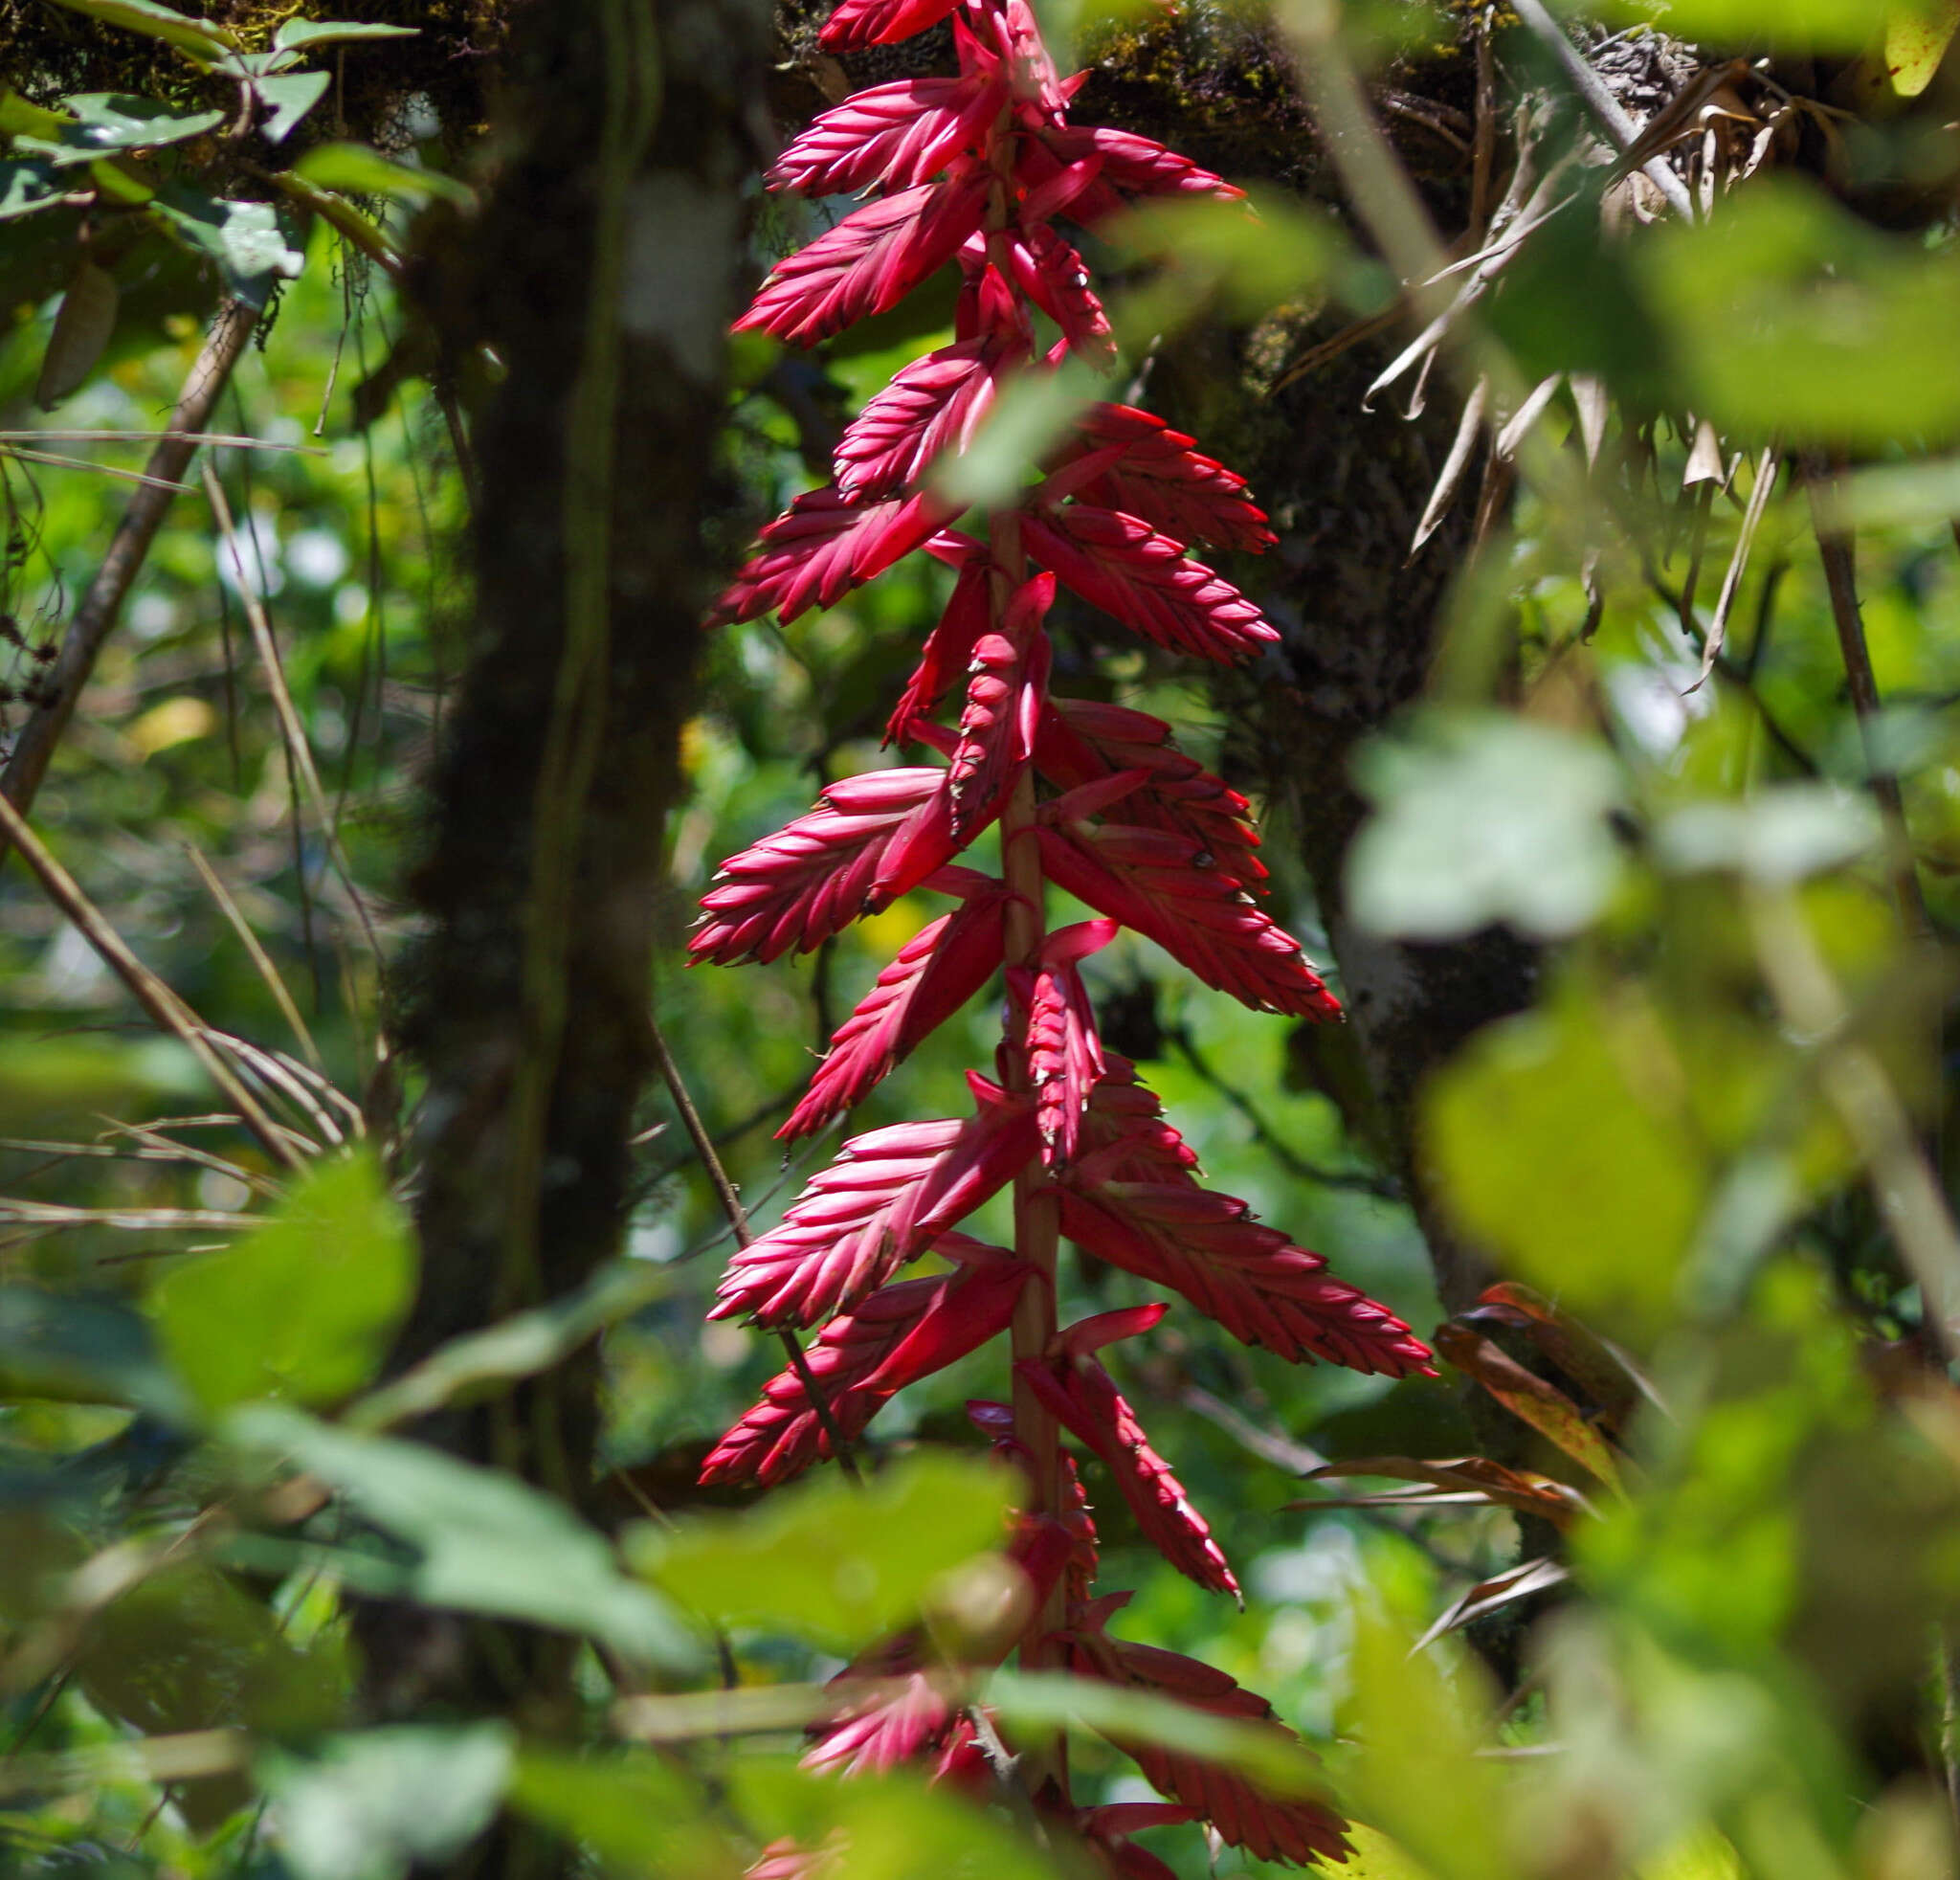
1688;443;1778;693
1164;1024;1401;1199
0;297;258;840
200;461;385;974
1748;886;1960;1358
0;791;302;1175
185;844;323;1069
647;1014;862;1482
1803;453;1933;941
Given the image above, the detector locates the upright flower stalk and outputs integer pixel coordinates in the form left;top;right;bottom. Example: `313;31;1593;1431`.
695;1;1435;1866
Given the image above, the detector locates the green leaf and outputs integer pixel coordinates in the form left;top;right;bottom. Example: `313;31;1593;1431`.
635;1451;1013;1650
274;18;419;50
1331;1572;1511;1880
42;93;224;157
293;140;475;210
225;1404;704;1672
258;1725;513;1880
0;158;69;221
1637;179;1960;446
1348;711;1627;940
508;1752;741;1879
1654;787;1879;885
1422;980;1709;1330
0;1285;186;1418
152;1148;415;1413
256;69;331;145
0;87;69;139
346;1260;671;1432
985;1667;1329;1797
1577;0;1879;49
148;183;303;308
40;0;234;62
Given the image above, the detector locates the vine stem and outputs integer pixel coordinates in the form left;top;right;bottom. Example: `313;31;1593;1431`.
646;1013;862;1483
1;297;257;849
991;512;1068;1797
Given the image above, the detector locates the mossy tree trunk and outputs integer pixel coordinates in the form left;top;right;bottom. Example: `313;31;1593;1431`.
363;2;768;1869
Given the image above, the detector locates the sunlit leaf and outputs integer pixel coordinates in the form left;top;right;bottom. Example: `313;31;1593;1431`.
1333;1567;1511;1880
149;183;304;307
20;93;223;163
274;18;419;50
1423;981;1708;1329
1349;711;1626;940
1654;787;1879;884
256;70;331;145
152;1149;415;1413
259;1725;513;1880
0;157;68;221
293;139;476;210
40;0;234;59
635;1451;1013;1650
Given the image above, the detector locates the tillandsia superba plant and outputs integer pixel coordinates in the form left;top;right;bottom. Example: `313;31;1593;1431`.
692;0;1436;1868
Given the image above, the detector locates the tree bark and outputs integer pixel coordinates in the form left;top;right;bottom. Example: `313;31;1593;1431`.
361;0;768;1867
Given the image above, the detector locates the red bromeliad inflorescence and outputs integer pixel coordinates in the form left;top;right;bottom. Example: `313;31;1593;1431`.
695;0;1435;1867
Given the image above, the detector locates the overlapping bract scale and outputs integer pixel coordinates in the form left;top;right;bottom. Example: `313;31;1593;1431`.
708;487;951;628
700;1236;1033;1485
1015;918;1115;1166
1019;1305;1239;1599
711;1074;1039;1327
946;573;1053;837
1036;698;1266;884
1021;505;1278;662
780;875;1013;1140
1055;1069;1433;1376
769;74;1005;196
835;339;1017;501
1007;225;1116;369
1035;815;1338;1019
1043;123;1245;218
736;176;989;347
816;0;961;50
1055;405;1275;553
689;768;956;966
1066;1611;1351;1868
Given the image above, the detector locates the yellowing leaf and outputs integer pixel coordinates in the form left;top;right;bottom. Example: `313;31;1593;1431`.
130;695;215;755
1885;1;1960;96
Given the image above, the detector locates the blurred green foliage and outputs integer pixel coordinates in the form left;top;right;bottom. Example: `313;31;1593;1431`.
6;1;1960;1877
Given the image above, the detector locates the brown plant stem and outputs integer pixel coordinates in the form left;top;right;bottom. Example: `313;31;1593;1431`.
1802;453;1933;942
0;297;257;846
0;789;301;1175
647;1014;862;1484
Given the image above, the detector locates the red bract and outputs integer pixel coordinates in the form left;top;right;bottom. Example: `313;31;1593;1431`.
709;487;952;627
781;875;1013;1140
688;768;957;966
1021;504;1279;662
703;1236;1034;1485
768;75;1005;196
1036;815;1341;1018
1067;1609;1353;1868
1055;405;1277;553
1019;1305;1240;1600
711;1075;1037;1327
694;1;1428;1863
736;176;989;347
